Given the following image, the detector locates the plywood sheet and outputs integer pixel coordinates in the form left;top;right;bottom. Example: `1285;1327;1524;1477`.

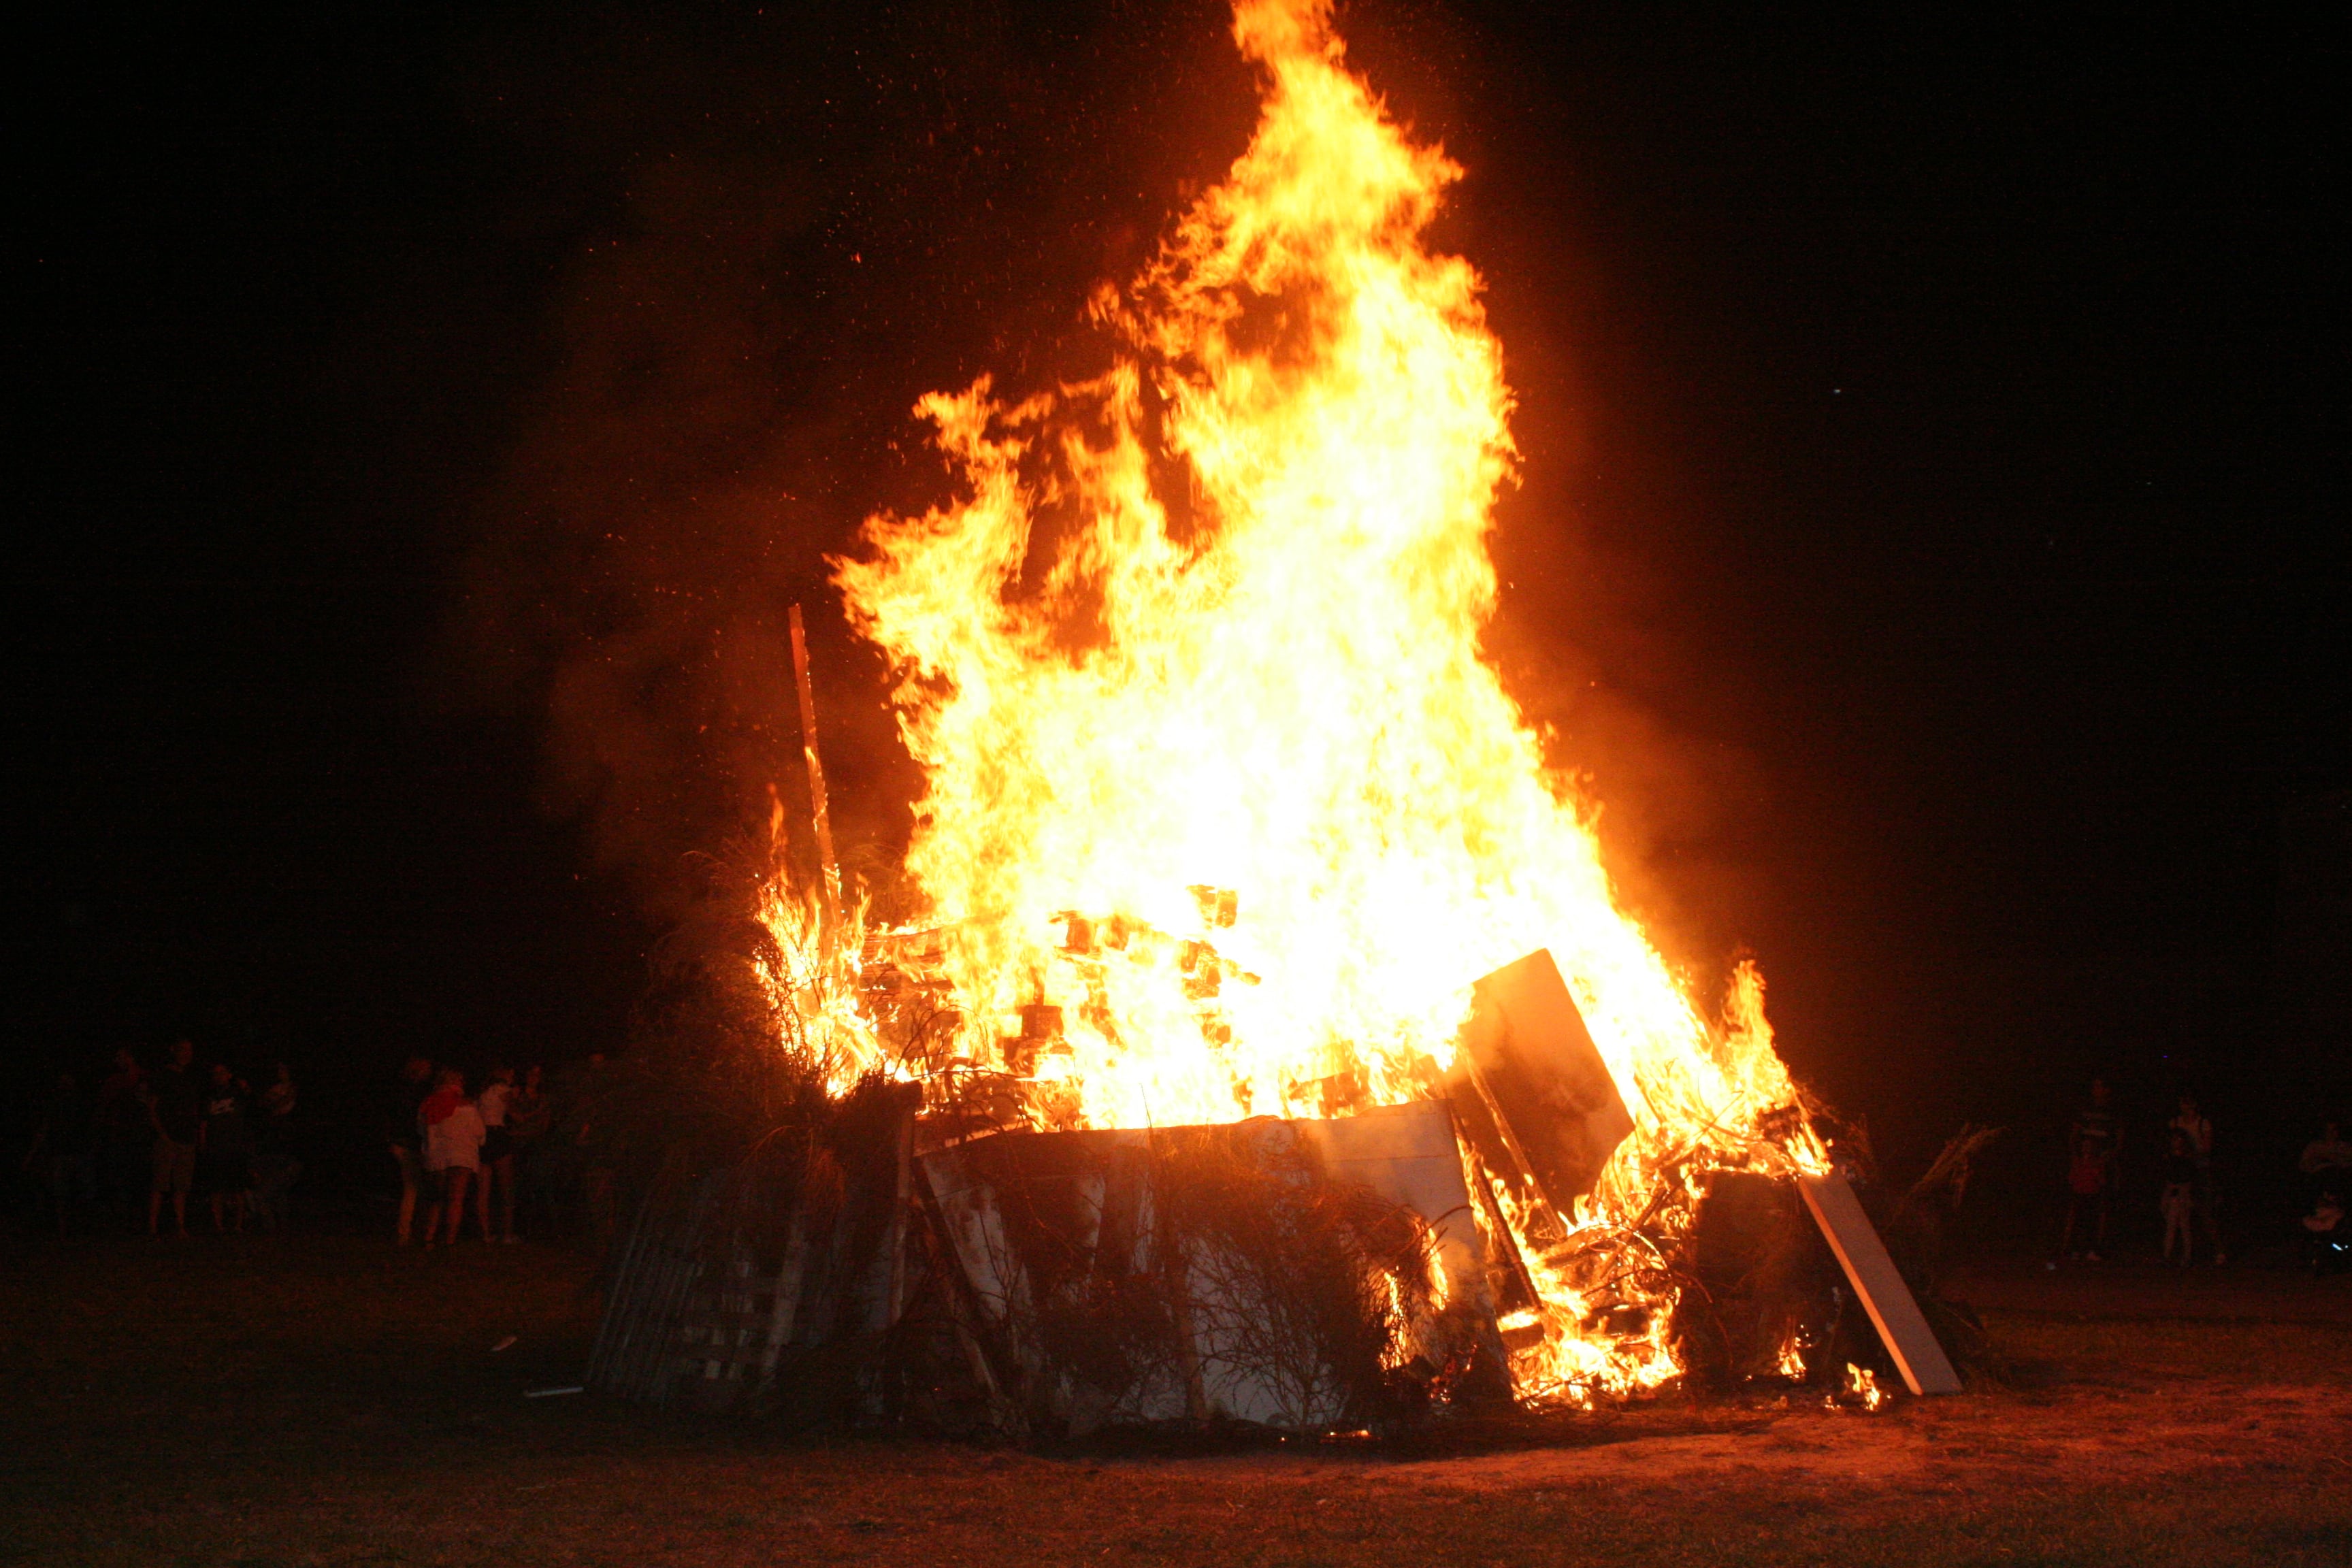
1797;1171;1963;1395
919;1105;1505;1429
1294;1100;1487;1299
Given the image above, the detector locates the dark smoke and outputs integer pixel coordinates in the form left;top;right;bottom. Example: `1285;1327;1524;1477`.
443;2;1254;918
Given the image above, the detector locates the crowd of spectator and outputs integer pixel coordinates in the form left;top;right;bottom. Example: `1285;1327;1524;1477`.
17;1041;603;1247
2054;1075;2351;1275
385;1056;554;1247
20;1041;306;1239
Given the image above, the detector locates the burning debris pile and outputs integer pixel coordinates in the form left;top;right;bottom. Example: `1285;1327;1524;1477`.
588;0;1963;1431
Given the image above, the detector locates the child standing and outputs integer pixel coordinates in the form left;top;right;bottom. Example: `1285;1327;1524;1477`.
2160;1128;2198;1266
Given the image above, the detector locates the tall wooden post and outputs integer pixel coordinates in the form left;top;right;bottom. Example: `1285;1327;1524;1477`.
787;604;843;952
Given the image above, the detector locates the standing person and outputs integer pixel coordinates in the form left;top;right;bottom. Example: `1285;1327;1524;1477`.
251;1062;301;1233
2159;1129;2198;1267
418;1068;485;1247
2059;1077;2121;1262
21;1071;96;1235
260;1061;297;1124
93;1048;148;1222
146;1040;200;1238
506;1064;551;1239
2300;1121;2352;1204
474;1064;517;1244
2169;1094;2224;1265
197;1062;254;1235
384;1056;434;1245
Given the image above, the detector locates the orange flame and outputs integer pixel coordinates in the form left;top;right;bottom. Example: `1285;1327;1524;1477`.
814;0;1822;1401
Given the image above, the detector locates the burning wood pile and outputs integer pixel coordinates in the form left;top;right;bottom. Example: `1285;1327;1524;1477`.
587;0;1963;1433
589;941;1957;1433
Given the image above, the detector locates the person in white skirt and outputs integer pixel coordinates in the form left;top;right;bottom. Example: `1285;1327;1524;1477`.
418;1068;485;1247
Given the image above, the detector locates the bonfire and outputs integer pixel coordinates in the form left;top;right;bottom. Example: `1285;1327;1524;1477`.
589;0;1960;1434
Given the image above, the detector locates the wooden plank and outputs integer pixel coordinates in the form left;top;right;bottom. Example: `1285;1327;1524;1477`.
1797;1171;1963;1395
787;602;843;949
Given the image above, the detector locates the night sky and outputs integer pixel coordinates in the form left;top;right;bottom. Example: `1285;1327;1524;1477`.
15;2;2346;1198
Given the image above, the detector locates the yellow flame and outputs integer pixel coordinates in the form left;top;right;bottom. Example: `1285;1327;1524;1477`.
815;0;1821;1398
753;881;884;1094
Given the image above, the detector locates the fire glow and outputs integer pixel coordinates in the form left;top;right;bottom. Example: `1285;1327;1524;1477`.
771;0;1827;1403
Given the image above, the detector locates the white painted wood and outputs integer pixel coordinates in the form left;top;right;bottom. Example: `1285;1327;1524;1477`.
1798;1171;1963;1395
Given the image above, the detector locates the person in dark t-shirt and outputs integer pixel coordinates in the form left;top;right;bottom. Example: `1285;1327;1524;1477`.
385;1056;434;1245
2059;1077;2121;1262
146;1040;200;1237
2160;1129;2198;1265
93;1048;148;1213
197;1062;253;1233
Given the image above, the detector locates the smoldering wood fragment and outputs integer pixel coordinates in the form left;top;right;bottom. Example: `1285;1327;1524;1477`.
1672;1171;1841;1388
1447;949;1635;1215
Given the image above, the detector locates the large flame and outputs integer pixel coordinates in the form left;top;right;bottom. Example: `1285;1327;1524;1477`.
815;0;1821;1401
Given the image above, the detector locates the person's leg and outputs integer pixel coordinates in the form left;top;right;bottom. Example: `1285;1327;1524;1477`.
445;1169;472;1242
497;1155;516;1241
2200;1177;2225;1262
475;1156;492;1239
165;1141;192;1236
261;1160;296;1232
149;1141;168;1236
393;1145;419;1244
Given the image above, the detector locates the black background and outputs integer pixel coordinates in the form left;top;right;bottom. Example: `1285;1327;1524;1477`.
14;2;2346;1222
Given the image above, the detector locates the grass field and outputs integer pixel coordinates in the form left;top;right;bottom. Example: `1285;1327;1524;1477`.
3;1229;2347;1566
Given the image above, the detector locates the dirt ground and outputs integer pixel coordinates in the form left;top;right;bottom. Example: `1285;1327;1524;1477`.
3;1232;2347;1567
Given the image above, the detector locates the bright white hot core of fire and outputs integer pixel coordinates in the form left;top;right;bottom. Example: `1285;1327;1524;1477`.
804;0;1825;1399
